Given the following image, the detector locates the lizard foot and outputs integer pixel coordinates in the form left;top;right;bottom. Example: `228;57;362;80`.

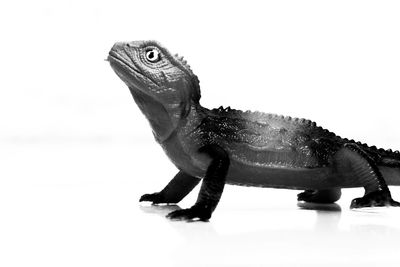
350;191;400;209
139;192;169;204
166;205;211;221
297;189;342;204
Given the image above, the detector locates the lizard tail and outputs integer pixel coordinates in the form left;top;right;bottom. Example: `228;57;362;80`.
380;150;400;168
379;150;400;186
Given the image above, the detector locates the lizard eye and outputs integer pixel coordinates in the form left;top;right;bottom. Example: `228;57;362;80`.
145;48;161;63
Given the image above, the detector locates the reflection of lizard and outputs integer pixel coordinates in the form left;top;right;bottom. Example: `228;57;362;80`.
108;40;400;221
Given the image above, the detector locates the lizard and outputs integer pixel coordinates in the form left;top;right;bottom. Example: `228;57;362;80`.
108;40;400;221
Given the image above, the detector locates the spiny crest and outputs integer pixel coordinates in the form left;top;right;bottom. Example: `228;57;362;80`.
173;53;201;102
211;106;317;126
341;138;400;158
211;106;400;157
174;54;197;78
211;106;323;133
216;106;233;113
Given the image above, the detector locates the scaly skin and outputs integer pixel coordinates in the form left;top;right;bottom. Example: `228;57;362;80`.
108;40;400;221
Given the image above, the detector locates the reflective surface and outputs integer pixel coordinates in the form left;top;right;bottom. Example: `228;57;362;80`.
2;0;400;266
1;143;400;266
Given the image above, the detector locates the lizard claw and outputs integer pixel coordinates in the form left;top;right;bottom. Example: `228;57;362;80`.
350;191;400;209
297;189;342;204
166;205;211;221
139;192;166;204
297;190;315;202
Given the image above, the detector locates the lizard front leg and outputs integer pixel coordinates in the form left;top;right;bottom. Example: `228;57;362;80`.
139;171;200;204
335;143;400;208
166;144;230;221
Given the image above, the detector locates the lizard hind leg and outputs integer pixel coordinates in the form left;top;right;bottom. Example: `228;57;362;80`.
337;143;400;209
298;189;342;204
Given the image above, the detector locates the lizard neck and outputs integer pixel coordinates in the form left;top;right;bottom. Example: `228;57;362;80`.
129;87;206;143
129;88;175;143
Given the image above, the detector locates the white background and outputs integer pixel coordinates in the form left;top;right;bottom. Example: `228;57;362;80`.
1;0;400;266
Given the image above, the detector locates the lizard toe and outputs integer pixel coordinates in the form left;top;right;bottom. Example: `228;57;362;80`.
350;191;400;209
298;189;341;204
139;192;166;204
166;205;211;221
297;190;314;202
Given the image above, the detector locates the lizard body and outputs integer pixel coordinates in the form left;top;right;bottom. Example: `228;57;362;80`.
108;40;400;221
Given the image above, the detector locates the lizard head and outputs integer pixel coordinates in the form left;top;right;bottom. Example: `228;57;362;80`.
108;40;201;142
